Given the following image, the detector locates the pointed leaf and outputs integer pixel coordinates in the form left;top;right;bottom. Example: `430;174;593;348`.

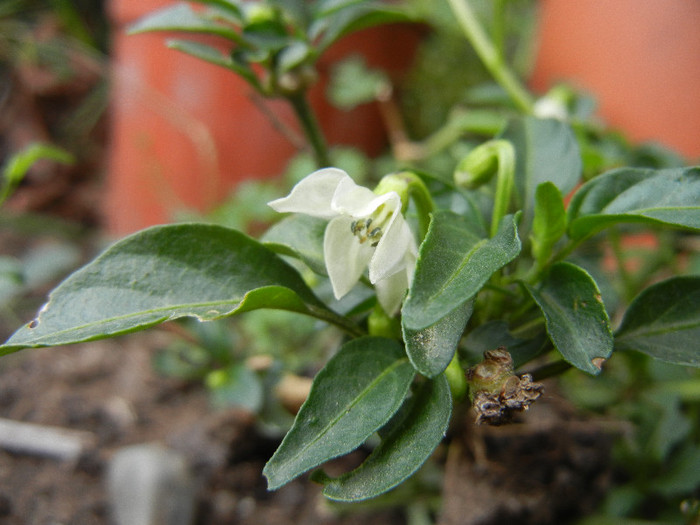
262;214;327;275
263;337;414;490
525;262;613;375
615;276;700;367
165;39;260;87
311;3;412;52
500;117;581;231
568;167;700;240
1;224;331;355
128;3;241;41
322;373;451;501
402;212;521;332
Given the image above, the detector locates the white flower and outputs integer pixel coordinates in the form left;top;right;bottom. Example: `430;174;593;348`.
268;168;417;315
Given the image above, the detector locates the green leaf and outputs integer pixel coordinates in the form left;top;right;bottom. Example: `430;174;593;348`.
1;143;74;206
530;181;566;268
500;117;581;231
328;56;389;110
311;3;412;52
263;337;414;490
615;276;700;367
322;373;451;501
262;214;327;275
165;39;256;82
128;3;241;42
402;212;521;332
567;167;700;240
403;301;473;379
1;224;335;355
206;363;264;412
525;262;613;375
189;0;243;20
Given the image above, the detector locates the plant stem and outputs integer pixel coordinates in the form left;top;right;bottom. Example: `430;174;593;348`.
446;0;534;114
287;93;331;168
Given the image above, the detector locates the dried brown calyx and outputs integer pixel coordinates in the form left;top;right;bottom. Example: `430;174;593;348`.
466;347;544;425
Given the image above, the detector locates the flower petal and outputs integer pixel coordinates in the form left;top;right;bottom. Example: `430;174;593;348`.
324;216;373;299
331;176;390;216
268;168;348;219
375;268;411;316
369;212;416;283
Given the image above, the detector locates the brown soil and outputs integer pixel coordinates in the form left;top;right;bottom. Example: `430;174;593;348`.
0;333;405;525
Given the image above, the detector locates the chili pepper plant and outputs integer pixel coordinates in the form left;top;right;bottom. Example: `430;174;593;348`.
1;0;699;509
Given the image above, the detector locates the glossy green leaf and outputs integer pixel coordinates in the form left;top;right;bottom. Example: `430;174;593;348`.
1;224;336;355
568;167;700;240
615;276;700;367
263;337;414;490
530;181;566;268
525;262;613;375
322;373;451;501
402;212;521;332
128;3;241;41
262;214;327;275
403;301;473;379
500;117;581;230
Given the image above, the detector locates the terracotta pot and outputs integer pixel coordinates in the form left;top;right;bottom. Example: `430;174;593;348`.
530;0;700;160
105;0;421;235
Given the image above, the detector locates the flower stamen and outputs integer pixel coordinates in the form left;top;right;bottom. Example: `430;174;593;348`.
350;205;393;247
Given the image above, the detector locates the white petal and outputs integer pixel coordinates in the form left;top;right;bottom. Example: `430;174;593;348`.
369;213;416;283
331;177;393;216
324;216;373;299
268;168;349;219
375;269;410;316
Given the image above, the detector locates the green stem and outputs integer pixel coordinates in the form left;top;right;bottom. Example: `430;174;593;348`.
492;0;507;61
446;0;534;114
287;93;331;168
454;139;515;238
306;305;365;338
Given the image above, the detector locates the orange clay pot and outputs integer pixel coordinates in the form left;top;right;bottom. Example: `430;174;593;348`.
530;0;700;160
105;0;421;235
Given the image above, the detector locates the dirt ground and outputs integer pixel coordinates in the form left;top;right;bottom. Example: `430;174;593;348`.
0;323;616;525
0;331;410;525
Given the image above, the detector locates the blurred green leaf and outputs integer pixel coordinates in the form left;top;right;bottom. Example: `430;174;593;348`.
206;363;263;412
128;3;241;41
328;56;388;110
1;143;73;206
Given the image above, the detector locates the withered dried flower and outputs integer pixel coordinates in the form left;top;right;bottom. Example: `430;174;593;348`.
466;347;544;425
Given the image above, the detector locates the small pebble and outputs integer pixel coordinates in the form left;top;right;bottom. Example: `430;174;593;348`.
106;443;196;525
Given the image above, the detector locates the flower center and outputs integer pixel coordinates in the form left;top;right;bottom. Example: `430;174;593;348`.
350;204;392;247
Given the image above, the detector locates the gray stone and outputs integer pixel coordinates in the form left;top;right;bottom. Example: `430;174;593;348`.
107;443;196;525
